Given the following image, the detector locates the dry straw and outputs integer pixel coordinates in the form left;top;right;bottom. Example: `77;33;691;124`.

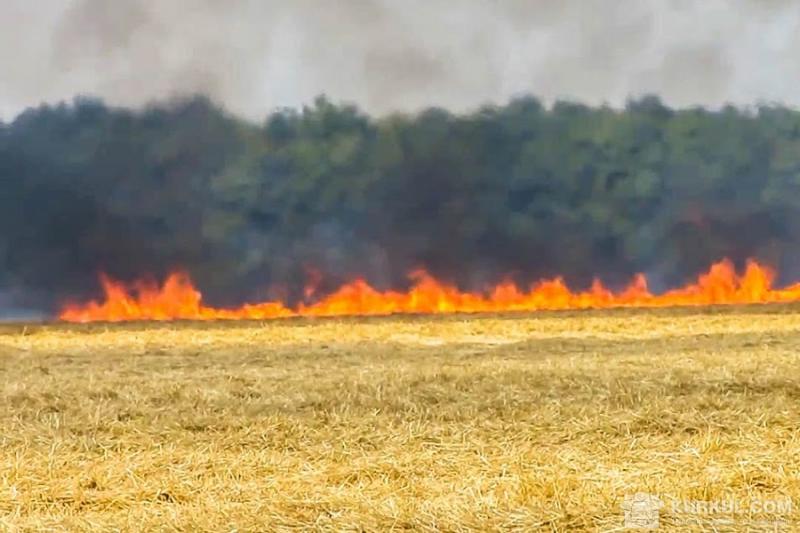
1;307;799;530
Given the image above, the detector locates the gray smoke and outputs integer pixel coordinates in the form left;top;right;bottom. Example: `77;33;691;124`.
2;0;800;121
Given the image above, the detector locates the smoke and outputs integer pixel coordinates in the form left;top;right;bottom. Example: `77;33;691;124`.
2;1;800;120
4;1;800;315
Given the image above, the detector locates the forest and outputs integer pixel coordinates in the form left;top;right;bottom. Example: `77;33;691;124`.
2;94;800;310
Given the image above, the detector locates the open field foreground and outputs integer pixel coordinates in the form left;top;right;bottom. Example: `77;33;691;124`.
2;308;800;531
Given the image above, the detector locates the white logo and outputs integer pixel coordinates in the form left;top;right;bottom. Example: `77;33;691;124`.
622;492;663;529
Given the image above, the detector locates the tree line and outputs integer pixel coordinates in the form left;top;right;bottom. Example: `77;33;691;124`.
2;94;800;310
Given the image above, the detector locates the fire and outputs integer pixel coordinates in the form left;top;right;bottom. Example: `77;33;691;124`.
58;259;800;323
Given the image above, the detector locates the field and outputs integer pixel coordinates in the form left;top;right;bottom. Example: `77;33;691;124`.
2;307;800;531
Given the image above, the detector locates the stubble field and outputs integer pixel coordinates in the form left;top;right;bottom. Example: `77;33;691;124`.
1;307;800;531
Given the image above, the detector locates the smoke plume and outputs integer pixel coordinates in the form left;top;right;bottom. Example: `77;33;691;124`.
4;1;800;314
2;1;800;120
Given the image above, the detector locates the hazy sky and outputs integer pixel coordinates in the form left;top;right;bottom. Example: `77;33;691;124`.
2;0;800;121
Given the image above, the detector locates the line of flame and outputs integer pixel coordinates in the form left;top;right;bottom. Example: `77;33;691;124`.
58;259;800;322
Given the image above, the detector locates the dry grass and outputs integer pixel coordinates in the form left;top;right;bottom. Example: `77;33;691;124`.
1;306;800;531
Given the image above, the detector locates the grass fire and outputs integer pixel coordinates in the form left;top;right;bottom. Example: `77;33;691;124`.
59;259;800;322
6;2;800;529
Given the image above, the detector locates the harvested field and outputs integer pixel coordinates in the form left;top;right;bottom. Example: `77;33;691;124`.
1;306;799;530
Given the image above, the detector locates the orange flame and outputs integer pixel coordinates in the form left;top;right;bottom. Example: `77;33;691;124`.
58;259;800;322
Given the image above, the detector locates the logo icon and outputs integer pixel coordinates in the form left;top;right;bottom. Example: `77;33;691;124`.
622;492;664;529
